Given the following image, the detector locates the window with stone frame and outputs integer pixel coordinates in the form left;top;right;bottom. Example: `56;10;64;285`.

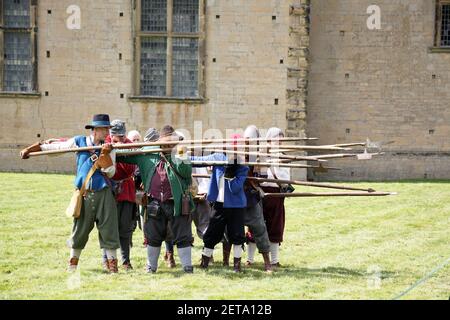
0;0;38;93
135;0;205;99
436;0;450;47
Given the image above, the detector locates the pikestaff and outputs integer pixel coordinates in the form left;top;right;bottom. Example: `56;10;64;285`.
193;174;375;192
25;136;316;157
190;144;352;152
198;148;323;162
263;191;396;197
190;161;341;170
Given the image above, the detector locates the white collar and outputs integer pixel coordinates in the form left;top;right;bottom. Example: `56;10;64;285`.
88;135;103;146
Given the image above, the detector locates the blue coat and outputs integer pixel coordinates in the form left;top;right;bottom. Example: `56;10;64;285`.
74;136;109;191
191;153;249;208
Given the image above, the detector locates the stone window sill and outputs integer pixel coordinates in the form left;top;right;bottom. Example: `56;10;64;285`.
0;92;41;99
428;47;450;53
128;95;207;104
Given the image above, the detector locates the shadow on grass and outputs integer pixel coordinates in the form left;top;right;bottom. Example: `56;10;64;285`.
79;262;398;281
314;179;450;184
180;263;398;281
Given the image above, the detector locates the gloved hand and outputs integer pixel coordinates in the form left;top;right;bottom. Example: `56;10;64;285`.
96;144;113;169
20;141;42;159
100;143;113;155
224;164;239;179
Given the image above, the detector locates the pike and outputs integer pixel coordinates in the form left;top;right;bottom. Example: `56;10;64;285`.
199;148;324;162
311;152;384;161
317;139;395;150
266;145;352;152
190;161;341;170
25;137;315;157
250;177;377;193
192;174;377;192
264;191;396;197
191;145;352;152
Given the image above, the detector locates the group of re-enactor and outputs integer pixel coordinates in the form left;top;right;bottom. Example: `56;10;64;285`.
20;114;290;274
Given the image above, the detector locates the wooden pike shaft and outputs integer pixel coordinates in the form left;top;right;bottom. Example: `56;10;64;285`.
190;161;339;170
192;174;375;192
200;148;322;162
190;145;351;152
265;192;394;197
29;146;174;157
321;142;366;148
27;137;315;157
116;148;174;156
249;177;376;192
311;153;382;160
266;145;352;151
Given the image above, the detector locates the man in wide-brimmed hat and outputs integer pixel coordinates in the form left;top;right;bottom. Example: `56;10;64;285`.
20;114;121;273
117;125;195;274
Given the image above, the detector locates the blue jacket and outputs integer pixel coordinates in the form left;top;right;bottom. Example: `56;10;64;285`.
74;136;109;191
191;153;249;208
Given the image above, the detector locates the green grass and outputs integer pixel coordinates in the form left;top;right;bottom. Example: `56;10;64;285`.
0;173;449;300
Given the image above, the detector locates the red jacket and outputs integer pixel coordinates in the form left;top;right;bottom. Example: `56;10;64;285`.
105;136;136;203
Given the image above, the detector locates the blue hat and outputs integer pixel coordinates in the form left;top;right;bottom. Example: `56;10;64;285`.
85;114;112;129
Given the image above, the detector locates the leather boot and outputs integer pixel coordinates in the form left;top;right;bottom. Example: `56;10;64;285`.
68;257;79;272
107;259;119;273
200;255;211;269
233;257;242;273
262;253;273;273
222;243;232;266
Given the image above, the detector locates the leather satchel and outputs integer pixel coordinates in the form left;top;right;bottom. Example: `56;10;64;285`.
65;160;98;219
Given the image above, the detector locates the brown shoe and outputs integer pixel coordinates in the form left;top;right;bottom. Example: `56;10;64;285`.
262;253;273;273
222;243;232;266
68;257;79;272
107;259;119;273
233;257;242;273
245;261;253;267
123;262;133;271
166;252;176;268
102;260;109;272
200;255;211;269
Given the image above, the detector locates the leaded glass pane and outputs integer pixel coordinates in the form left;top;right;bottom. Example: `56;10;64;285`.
141;37;167;96
172;37;198;97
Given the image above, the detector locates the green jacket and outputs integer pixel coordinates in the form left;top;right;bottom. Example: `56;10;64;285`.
117;152;194;217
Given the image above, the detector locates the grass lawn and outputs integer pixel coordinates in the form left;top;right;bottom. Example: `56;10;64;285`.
0;173;449;300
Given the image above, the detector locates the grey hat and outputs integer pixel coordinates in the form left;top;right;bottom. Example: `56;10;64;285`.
144;127;160;142
110;119;126;136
